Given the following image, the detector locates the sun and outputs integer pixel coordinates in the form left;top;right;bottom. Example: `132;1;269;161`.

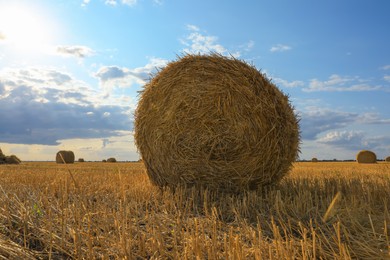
0;4;54;51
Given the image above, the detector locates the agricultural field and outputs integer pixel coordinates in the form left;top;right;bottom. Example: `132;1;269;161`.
0;161;389;259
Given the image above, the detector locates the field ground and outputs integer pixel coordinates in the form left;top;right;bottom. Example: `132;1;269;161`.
0;161;389;259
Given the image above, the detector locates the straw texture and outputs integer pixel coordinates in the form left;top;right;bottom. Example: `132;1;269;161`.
356;150;376;164
135;54;300;192
56;150;75;164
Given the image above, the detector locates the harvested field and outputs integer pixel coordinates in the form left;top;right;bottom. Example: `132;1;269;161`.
0;162;389;259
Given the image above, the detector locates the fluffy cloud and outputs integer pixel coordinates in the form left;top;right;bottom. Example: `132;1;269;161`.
318;130;390;157
270;44;291;52
272;77;304;88
180;24;254;57
0;67;133;145
56;45;95;58
299;107;358;140
95;57;168;89
181;24;229;55
303;74;382;92
318;130;365;148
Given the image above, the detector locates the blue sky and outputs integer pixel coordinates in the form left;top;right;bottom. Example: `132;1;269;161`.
0;0;389;161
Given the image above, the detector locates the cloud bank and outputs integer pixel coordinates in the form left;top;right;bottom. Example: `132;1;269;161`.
0;67;133;145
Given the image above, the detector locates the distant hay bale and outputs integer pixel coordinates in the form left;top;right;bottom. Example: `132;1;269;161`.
0;148;21;165
311;158;318;162
134;53;300;192
5;155;21;164
385;156;390;162
56;150;75;164
78;158;85;162
107;157;117;163
102;159;107;162
356;150;377;164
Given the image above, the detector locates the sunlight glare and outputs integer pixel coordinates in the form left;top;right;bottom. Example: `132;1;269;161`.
0;4;54;51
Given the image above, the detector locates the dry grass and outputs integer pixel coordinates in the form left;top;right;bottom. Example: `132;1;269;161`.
0;162;389;259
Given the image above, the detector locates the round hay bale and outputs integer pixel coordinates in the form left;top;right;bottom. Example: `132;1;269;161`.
102;159;107;162
311;158;318;162
384;156;390;162
0;148;5;164
5;155;21;164
56;150;75;164
356;150;376;164
78;158;85;162
107;157;117;163
134;53;300;192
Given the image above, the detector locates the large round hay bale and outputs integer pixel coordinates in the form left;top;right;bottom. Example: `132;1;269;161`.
0;148;4;157
5;155;21;164
385;156;390;162
107;157;117;163
356;150;376;163
56;150;75;164
134;54;300;192
311;158;318;162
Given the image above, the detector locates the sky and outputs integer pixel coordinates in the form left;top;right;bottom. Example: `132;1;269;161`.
0;0;389;161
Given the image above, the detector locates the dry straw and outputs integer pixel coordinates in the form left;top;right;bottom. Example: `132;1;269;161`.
356;150;377;164
56;150;75;164
135;53;300;192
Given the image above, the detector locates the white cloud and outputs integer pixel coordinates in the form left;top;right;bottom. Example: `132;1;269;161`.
381;65;390;70
272;77;304;88
299;107;358;140
318;130;365;145
95;57;168;91
186;24;200;32
181;24;228;55
270;44;291;52
384;75;390;82
317;130;390;158
303;74;383;92
81;0;91;7
56;45;95;58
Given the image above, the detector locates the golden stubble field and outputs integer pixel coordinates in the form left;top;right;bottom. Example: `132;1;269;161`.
0;161;389;259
